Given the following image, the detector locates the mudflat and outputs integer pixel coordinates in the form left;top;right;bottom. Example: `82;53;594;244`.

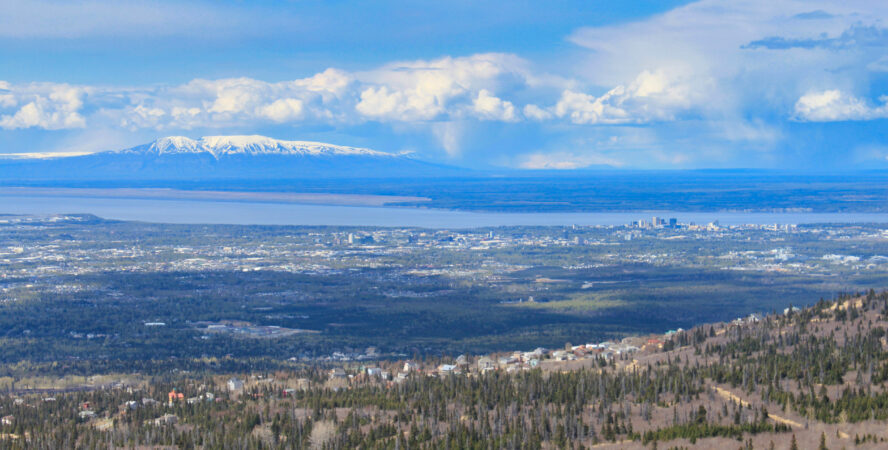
0;187;430;207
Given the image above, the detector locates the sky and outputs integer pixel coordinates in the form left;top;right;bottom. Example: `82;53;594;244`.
1;0;888;170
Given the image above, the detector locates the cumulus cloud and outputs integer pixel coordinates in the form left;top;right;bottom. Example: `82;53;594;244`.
568;0;888;123
472;90;517;121
354;53;533;122
113;73;354;130
0;84;87;130
0;53;564;136
794;90;888;121
258;99;305;123
553;70;694;124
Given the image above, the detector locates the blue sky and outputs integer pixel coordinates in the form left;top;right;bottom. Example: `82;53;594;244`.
1;0;887;170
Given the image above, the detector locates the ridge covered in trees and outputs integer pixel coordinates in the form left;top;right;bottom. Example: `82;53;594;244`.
3;290;888;448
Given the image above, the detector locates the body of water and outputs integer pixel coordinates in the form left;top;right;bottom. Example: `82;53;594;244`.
3;194;888;228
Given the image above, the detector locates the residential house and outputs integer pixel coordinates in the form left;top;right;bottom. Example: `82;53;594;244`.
151;414;178;426
227;377;244;392
498;356;518;366
477;356;495;372
644;338;664;351
437;364;457;375
551;350;570;361
167;390;184;406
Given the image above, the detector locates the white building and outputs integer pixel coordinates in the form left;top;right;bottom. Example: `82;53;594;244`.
227;377;244;391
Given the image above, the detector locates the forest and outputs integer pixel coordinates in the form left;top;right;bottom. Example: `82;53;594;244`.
3;291;888;448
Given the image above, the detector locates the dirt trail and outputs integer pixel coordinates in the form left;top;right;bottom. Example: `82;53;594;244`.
714;386;804;429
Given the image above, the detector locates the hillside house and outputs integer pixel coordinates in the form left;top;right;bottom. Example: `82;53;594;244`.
151;414;178;426
477;356;495;372
437;364;457;375
227;377;244;391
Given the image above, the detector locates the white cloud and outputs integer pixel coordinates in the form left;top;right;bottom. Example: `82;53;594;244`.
517;151;623;169
553;70;694;125
356;86;439;121
794;90;888;121
0;84;87;130
258;98;305;123
44;53;542;133
554;90;625;125
522;104;552;121
112;74;351;130
354;53;533;122
568;0;888;123
0;81;14;108
431;121;464;157
472;90;517;122
291;69;352;96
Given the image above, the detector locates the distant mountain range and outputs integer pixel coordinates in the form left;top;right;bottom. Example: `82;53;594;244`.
0;135;465;182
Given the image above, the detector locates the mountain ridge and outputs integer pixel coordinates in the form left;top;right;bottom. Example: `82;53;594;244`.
0;135;461;182
117;135;401;159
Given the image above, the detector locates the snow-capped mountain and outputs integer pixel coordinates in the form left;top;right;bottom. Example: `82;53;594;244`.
119;135;399;158
0;135;462;183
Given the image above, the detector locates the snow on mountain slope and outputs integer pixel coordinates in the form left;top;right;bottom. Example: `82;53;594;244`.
0;135;463;181
119;135;398;158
